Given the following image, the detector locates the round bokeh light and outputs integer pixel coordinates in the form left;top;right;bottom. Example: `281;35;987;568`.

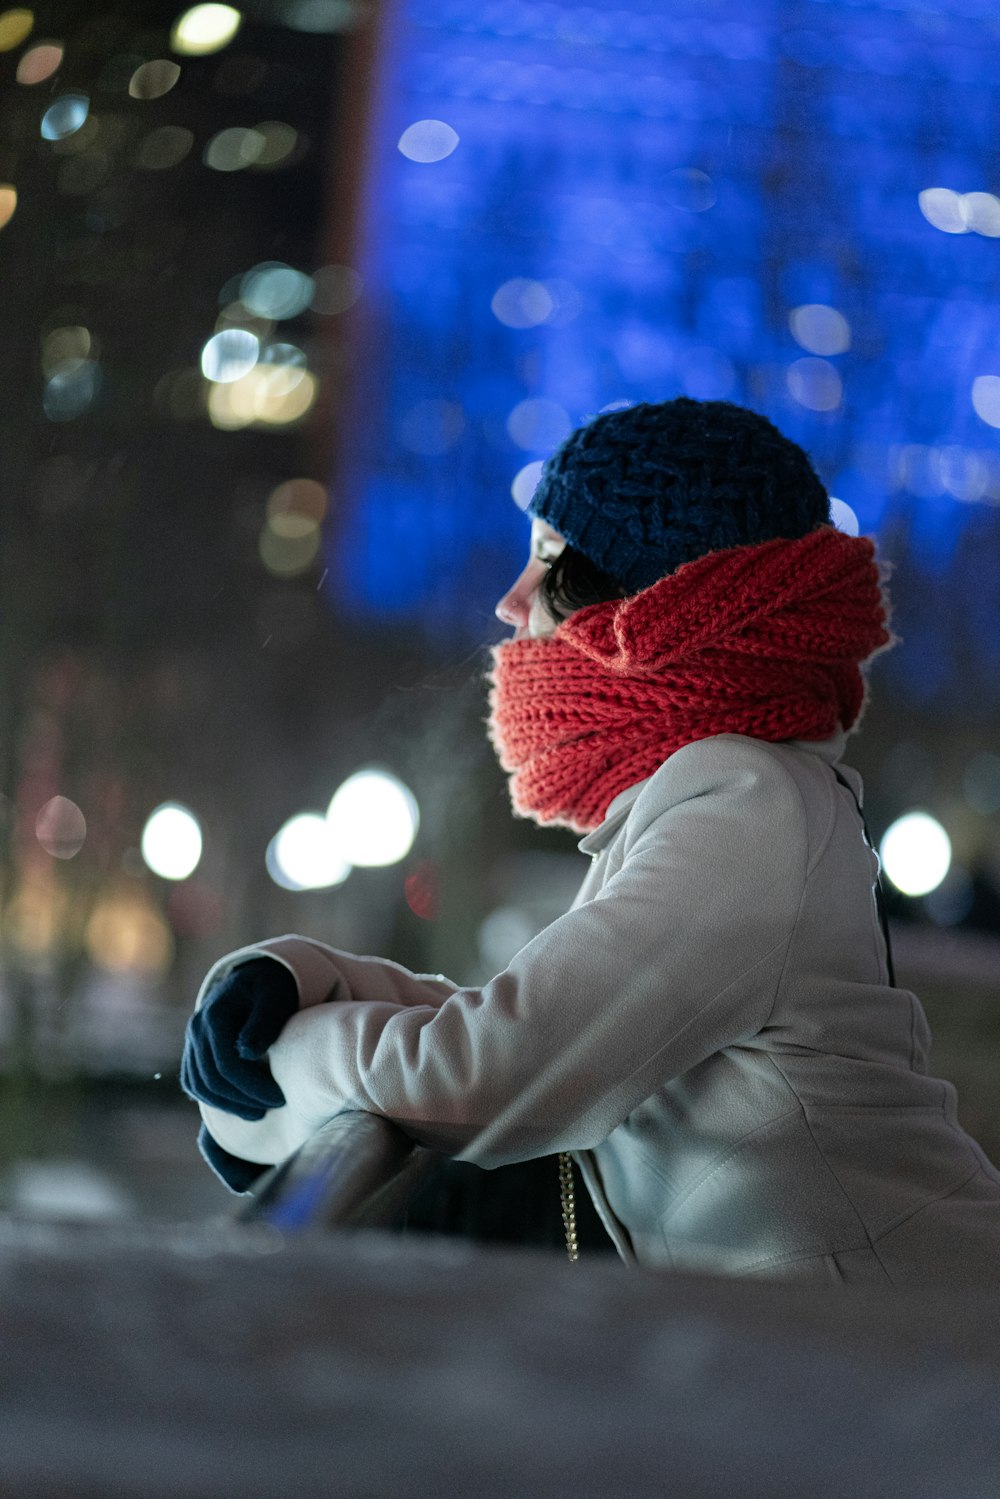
129;59;181;99
16;42;62;85
241;262;314;320
511;460;545;511
201;327;259;383
171;4;242;56
397;118;459;163
326;769;419;868
35;795;87;859
0;9;34;52
141;802;203;881
40;93;89;141
266;813;350;891
880;811;952;898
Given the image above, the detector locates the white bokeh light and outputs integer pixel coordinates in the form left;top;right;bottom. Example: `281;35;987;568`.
786;357;842;412
36;796;87;860
971;376;1000;429
961;192;1000;237
829;497;859;536
918;187;1000;238
266;813;351;891
491;278;554;329
489;277;581;329
241;262;314;320
937;445;991;503
201;328;259;383
141;803;203;881
789;304;851;356
511;459;545;510
397;119;459;163
506;398;572;452
171;5;242;56
326;769;419;868
204;126;265;171
880;811;952;898
918;187;967;234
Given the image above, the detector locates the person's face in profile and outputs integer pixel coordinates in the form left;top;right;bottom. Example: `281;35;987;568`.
495;518;566;640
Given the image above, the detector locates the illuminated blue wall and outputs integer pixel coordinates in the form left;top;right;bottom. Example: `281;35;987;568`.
331;0;1000;712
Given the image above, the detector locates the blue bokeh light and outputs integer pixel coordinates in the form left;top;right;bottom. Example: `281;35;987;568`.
41;94;90;142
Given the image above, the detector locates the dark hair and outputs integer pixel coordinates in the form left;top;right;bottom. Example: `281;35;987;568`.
540;544;632;625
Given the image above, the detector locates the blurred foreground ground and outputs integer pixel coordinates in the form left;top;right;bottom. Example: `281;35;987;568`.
2;1214;1000;1499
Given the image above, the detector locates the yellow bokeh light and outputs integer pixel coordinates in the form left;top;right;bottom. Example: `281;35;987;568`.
41;324;91;377
0;8;33;51
267;477;328;526
85;890;174;976
207;367;317;430
256;368;317;424
268;511;318;540
258;524;321;577
0;185;17;231
251;121;299;168
16;40;61;83
170;4;241;56
257;350;306;400
129;59;181;100
5;865;64;957
207;371;257;429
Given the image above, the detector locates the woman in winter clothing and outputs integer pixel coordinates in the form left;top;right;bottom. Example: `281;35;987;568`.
182;398;1000;1286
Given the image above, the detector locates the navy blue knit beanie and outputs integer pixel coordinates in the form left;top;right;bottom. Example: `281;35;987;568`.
528;398;831;594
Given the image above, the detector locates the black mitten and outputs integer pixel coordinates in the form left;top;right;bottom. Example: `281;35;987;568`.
180;956;299;1120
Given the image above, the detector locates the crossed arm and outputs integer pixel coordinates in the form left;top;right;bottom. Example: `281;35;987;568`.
192;742;807;1178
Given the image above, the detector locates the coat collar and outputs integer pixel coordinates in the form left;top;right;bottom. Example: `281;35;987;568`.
577;729;848;856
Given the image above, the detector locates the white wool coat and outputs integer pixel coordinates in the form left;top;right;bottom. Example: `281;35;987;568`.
197;731;1000;1287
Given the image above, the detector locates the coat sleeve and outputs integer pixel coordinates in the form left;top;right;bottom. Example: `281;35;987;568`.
199;740;808;1169
193;932;460;1015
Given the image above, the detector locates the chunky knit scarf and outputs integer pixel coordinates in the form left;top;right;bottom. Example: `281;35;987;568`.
487;526;893;834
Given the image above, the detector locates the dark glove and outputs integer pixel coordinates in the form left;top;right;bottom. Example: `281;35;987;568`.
198;1124;269;1195
180;956;299;1121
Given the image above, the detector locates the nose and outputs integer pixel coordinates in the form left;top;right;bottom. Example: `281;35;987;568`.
495;561;541;630
495;583;527;629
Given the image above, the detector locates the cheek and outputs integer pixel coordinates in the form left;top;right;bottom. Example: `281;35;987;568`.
528;588;557;638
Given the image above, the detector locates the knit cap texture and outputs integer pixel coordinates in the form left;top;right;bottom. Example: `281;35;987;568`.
529;398;831;593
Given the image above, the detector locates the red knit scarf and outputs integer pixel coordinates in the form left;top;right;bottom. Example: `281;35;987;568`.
487;526;893;834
